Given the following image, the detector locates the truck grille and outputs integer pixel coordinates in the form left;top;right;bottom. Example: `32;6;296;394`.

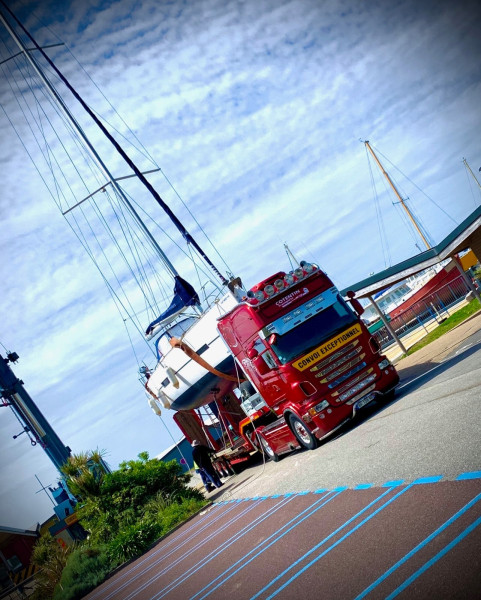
326;361;368;389
309;340;361;376
306;338;378;403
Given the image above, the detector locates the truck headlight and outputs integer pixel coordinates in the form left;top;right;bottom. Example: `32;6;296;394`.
378;359;390;370
308;400;329;416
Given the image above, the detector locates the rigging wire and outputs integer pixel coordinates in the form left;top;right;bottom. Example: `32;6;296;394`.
24;5;233;276
463;160;481;208
402;201;434;248
367;142;433;251
365;143;390;268
0;86;155;354
1;37;181;332
371;143;457;225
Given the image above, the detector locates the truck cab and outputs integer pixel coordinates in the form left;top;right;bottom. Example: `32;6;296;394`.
218;262;399;457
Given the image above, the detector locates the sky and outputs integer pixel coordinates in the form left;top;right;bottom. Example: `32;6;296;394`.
1;0;480;529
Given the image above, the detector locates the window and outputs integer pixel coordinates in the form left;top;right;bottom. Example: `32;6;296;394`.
269;298;357;364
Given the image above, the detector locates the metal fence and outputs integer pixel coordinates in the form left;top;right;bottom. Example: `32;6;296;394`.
371;275;472;349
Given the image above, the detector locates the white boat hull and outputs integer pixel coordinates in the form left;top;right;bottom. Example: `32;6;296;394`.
146;292;240;411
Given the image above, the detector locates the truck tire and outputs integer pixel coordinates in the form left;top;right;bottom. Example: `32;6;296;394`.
259;435;280;462
288;414;318;450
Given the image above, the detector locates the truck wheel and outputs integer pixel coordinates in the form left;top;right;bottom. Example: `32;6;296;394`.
259;436;280;462
288;414;318;450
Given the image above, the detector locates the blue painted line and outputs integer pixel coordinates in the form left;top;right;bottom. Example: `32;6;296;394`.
298;490;310;495
261;483;416;600
152;494;301;600
383;480;405;487
386;513;481;599
314;488;327;494
456;471;481;480
412;475;443;484
388;514;481;597
354;491;481;600
354;484;373;490
96;501;237;600
333;486;349;491
284;492;295;497
250;486;395;600
120;497;269;600
190;491;340;600
271;494;282;498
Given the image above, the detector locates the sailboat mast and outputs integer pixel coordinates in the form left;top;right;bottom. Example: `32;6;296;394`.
463;158;481;191
283;243;300;268
0;3;227;285
363;140;431;250
0;6;179;280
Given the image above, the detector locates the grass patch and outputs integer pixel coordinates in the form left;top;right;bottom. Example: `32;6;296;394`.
406;299;481;356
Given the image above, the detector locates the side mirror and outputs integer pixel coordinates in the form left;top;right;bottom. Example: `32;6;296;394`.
268;333;278;345
253;356;270;375
247;347;258;359
346;290;364;316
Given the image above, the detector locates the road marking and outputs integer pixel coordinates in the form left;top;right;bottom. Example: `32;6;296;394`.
250;486;396;600
355;490;481;599
412;475;443;484
455;343;473;355
383;480;405;487
397;363;445;390
259;483;416;600
456;471;481;480
110;498;268;600
385;502;481;599
190;491;342;600
87;503;229;600
152;493;303;600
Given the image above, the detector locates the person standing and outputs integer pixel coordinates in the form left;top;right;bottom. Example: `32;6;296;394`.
193;458;214;493
191;440;223;490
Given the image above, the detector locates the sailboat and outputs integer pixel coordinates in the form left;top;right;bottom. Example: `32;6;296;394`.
0;7;247;414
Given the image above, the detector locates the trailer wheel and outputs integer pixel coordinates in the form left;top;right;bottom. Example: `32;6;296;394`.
288;414;318;450
259;436;280;462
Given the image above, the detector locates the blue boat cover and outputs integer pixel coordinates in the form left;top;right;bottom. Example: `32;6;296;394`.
146;276;200;336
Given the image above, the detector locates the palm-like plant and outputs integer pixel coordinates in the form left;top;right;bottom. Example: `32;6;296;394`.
61;449;109;499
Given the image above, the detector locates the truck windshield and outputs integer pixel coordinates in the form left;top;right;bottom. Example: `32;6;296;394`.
269;298;358;364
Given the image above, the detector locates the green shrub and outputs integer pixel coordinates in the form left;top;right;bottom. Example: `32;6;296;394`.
107;520;162;566
30;534;73;600
156;497;207;535
52;546;111;600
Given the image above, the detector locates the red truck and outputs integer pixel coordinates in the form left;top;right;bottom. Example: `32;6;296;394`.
217;261;399;461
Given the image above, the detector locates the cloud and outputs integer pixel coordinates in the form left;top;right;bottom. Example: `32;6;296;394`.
1;0;480;529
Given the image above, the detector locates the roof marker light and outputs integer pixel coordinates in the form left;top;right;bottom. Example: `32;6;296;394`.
300;261;315;273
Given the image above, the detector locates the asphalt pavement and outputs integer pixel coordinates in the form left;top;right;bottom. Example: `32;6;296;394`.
84;309;481;600
201;308;481;501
